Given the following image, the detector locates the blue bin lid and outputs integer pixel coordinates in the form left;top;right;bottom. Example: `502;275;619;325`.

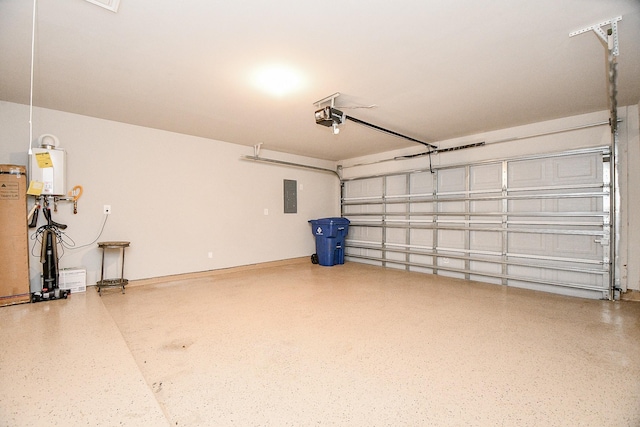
309;217;350;224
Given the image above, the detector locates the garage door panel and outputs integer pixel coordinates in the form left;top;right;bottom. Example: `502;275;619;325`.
438;168;466;192
509;232;545;254
410;265;434;274
557;270;603;287
365;205;385;214
509;198;544;213
438;256;464;269
410;202;433;212
506;280;601;299
509;233;602;261
342;205;359;215
344;177;383;198
552;154;599;183
439;201;465;213
552;234;601;258
344;148;611;299
349;225;382;243
343;205;384;215
410;229;433;246
470;230;502;252
410;172;434;194
438;229;465;248
557;196;601;213
385;251;407;263
508;159;546;188
386;204;407;214
409;253;434;266
507;265;604;289
470;257;503;285
471;199;501;213
470;163;502;191
508;265;544;281
386;175;407;196
386;228;407;245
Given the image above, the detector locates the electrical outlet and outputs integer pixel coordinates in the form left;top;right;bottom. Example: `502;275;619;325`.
104;205;111;215
207;252;213;259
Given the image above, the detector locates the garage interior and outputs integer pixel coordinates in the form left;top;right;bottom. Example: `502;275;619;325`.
1;1;640;426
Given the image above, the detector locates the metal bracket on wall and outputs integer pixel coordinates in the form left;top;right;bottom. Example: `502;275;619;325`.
569;16;622;56
569;16;623;299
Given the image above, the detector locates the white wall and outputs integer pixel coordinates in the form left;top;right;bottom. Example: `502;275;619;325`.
1;101;340;291
625;102;640;291
340;106;640;292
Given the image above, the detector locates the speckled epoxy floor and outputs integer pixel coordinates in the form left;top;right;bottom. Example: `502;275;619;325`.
0;279;166;426
1;261;639;426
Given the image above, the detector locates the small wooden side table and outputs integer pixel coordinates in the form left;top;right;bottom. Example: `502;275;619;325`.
96;241;130;295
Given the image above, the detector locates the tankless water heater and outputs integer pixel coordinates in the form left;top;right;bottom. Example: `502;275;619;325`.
29;134;67;196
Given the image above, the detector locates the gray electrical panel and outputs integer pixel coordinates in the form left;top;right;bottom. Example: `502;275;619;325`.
284;179;297;213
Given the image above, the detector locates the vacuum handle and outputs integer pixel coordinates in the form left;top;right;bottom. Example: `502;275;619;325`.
43;207;68;230
28;207;39;228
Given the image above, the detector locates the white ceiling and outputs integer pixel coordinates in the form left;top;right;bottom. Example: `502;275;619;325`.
1;0;639;161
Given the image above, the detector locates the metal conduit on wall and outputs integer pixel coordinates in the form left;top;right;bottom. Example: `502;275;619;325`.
240;155;341;178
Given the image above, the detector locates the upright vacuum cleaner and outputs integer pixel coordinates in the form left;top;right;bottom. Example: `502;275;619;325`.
30;203;70;302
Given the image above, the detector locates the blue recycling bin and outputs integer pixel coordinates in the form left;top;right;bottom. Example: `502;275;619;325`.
309;217;350;266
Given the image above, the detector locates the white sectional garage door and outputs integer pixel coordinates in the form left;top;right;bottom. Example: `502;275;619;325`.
342;147;612;299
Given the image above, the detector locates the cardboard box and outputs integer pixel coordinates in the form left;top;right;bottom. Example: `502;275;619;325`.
0;165;31;306
59;267;87;293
